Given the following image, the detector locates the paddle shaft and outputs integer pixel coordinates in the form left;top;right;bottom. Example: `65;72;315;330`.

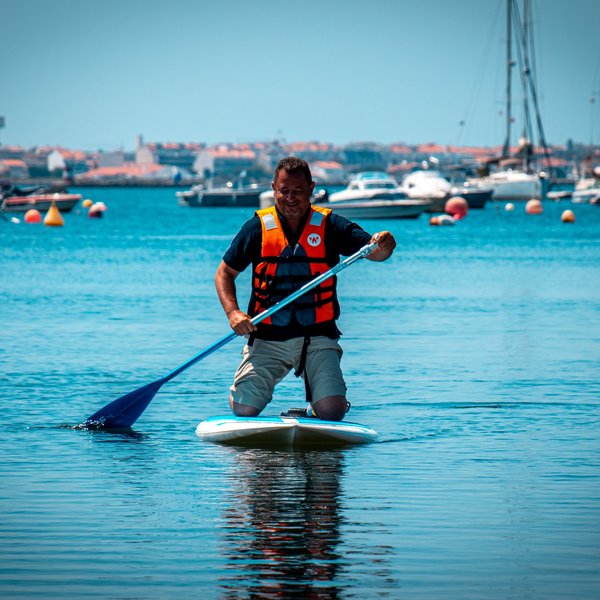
161;241;377;383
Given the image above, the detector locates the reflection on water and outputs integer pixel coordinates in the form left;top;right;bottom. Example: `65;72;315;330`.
219;449;345;599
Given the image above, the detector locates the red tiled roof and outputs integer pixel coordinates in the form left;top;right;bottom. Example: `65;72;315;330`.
208;148;255;158
0;158;28;167
416;143;448;154
60;149;87;161
286;142;334;152
389;144;413;153
78;163;165;178
313;161;343;169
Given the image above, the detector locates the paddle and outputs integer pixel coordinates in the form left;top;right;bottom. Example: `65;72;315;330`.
82;240;378;429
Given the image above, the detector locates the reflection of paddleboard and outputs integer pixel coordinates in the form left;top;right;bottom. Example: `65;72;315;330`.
196;416;378;447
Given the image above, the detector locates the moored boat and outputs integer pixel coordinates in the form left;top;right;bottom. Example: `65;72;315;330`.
327;171;407;202
469;169;541;201
1;192;82;213
314;196;431;219
401;170;451;212
176;182;269;207
316;171;431;219
260;172;431;219
403;169;492;210
462;1;553;203
450;184;492;209
571;177;600;204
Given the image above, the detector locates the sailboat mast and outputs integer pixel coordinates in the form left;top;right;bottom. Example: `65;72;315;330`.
519;0;533;170
502;0;513;158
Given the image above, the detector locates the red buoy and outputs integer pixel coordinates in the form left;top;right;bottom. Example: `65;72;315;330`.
444;196;468;220
525;199;543;214
24;209;42;224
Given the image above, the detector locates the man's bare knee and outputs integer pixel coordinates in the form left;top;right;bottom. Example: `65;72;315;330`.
230;399;261;417
312;395;347;421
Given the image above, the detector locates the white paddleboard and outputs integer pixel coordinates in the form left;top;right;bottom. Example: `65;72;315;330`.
196;415;378;447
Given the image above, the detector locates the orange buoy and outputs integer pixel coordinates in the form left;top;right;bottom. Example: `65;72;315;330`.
445;196;468;220
44;201;64;227
429;216;440;226
525;199;543;214
82;198;93;208
24;209;42;224
561;209;575;223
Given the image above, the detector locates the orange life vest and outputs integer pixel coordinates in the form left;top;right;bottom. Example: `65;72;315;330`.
250;205;338;327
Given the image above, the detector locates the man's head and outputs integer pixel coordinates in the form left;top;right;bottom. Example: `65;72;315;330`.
273;156;313;187
272;156;315;224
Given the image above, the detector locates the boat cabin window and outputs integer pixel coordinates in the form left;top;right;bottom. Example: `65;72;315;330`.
363;182;396;189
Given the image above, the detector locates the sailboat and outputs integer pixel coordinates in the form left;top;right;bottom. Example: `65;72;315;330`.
471;0;553;201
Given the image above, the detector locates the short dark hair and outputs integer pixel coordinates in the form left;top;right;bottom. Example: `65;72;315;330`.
273;156;313;185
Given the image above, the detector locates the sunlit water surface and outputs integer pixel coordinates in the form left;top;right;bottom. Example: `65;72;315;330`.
1;188;599;598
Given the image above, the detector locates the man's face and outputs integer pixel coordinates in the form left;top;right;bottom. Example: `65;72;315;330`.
272;169;315;223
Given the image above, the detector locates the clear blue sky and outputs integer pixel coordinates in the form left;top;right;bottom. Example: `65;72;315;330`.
1;0;598;151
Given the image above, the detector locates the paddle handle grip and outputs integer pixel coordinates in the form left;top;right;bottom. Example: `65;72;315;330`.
162;241;377;382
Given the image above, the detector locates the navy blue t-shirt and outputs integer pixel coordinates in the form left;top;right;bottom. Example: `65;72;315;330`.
222;206;372;340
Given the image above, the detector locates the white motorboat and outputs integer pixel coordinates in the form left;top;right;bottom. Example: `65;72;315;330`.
571;178;600;204
469;169;541;201
402;170;450;196
327;172;406;202
317;172;431;219
314;196;431;219
400;170;452;212
259;172;431;219
401;169;492;211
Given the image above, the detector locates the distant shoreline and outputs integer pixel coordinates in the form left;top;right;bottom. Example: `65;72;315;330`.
8;178;194;188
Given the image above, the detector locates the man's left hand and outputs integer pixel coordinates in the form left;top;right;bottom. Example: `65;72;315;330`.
367;231;396;261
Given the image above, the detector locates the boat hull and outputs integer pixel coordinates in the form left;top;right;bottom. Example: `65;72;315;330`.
314;198;431;219
572;189;600;204
177;188;267;207
472;172;541;201
451;187;492;209
1;193;82;213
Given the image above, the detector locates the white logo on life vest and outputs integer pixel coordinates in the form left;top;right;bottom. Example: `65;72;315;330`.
307;233;321;247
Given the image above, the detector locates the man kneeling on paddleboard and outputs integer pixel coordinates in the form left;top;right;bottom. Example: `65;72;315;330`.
215;157;396;421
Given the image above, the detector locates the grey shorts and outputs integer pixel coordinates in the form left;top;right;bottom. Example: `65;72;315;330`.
230;336;346;411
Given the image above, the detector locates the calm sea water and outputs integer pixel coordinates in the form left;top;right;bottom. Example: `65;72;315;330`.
1;188;599;598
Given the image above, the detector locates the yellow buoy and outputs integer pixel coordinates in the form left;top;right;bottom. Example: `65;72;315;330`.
82;198;93;208
44;201;64;227
561;209;575;223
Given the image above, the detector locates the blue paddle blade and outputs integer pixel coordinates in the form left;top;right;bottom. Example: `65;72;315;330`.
82;379;165;429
